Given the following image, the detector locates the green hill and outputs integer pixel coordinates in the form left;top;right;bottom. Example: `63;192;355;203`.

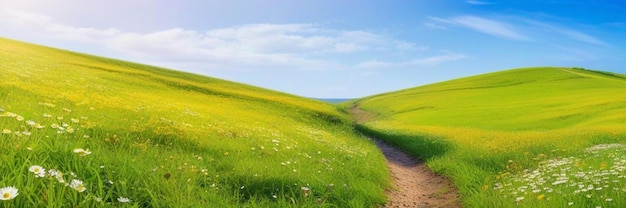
349;67;626;207
0;37;388;207
356;67;626;130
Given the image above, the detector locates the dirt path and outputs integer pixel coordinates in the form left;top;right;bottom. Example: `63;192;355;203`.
350;106;460;208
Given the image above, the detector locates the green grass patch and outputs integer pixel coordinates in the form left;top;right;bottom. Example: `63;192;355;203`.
348;67;626;207
0;37;389;207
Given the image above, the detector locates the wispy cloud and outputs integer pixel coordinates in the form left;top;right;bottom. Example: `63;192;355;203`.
431;15;608;47
0;9;426;71
555;28;606;46
358;53;466;69
0;9;122;42
432;16;529;41
411;54;467;66
525;20;607;46
466;0;491;5
423;22;448;30
357;60;393;69
604;22;625;28
550;46;601;62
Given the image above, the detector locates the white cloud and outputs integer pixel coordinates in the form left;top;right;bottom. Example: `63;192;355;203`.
432;15;607;46
555;28;606;46
0;8;122;42
524;20;607;46
0;9;429;71
433;16;529;41
0;9;51;25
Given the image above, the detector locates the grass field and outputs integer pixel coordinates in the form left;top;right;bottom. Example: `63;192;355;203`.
6;36;626;207
0;37;389;207
348;67;626;207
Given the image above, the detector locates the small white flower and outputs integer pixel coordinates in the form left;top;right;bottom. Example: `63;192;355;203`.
70;179;86;192
301;186;310;197
73;148;92;156
29;165;46;177
117;197;131;203
48;169;65;183
0;186;18;200
26;120;36;126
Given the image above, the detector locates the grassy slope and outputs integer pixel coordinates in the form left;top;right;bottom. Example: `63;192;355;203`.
349;67;626;207
358;67;626;130
0;37;388;207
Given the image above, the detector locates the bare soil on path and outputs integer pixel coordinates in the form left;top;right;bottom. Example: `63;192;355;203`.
350;106;461;208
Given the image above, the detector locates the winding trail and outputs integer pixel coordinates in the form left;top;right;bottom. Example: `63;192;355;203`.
350;106;460;208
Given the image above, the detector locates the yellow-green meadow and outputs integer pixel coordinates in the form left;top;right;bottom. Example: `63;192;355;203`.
349;67;626;207
0;38;389;207
4;36;626;207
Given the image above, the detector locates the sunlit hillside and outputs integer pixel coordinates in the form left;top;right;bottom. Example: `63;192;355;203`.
357;67;626;130
0;37;388;207
350;67;626;207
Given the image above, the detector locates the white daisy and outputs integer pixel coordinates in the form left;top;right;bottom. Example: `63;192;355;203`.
48;169;65;183
0;186;18;200
29;165;46;177
70;179;86;192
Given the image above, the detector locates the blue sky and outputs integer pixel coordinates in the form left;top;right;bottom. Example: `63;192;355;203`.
1;0;624;98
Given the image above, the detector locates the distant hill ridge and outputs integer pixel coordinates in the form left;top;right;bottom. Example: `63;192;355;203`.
355;67;626;131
